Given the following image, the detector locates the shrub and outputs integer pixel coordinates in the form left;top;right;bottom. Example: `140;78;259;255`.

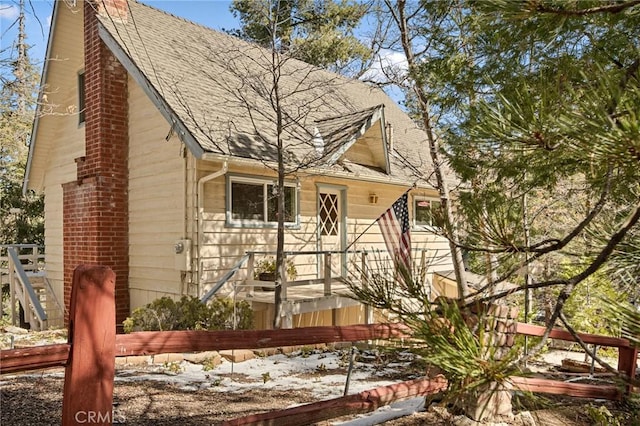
123;296;253;333
123;297;180;332
206;297;253;330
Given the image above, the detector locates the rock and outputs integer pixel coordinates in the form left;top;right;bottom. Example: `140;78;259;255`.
254;347;279;357
560;358;606;373
452;415;478;426
115;355;151;366
183;351;220;364
219;349;255;362
2;326;29;334
517;411;537;426
459;382;514;422
152;353;185;364
428;405;450;418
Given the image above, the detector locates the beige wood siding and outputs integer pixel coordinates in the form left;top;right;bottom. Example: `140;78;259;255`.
343;121;385;169
34;4;86;308
128;77;188;309
196;164;453;301
433;275;459;299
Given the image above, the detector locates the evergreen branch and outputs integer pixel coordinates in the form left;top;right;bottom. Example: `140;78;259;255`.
533;0;640;16
457;167;613;297
471;200;640;307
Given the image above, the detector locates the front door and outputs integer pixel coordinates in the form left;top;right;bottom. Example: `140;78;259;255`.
318;187;345;277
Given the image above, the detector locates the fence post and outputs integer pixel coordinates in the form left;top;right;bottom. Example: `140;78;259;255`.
618;346;639;396
62;265;116;425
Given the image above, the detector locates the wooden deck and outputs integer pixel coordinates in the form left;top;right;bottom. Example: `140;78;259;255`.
233;278;367;328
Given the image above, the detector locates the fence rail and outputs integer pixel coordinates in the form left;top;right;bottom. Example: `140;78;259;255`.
1;265;638;425
1;344;70;373
1;324;409;375
3;323;636;385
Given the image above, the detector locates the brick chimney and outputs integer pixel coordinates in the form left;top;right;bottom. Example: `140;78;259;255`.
63;0;130;330
97;0;128;23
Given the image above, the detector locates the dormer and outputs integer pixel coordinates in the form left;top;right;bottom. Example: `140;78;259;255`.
314;105;390;174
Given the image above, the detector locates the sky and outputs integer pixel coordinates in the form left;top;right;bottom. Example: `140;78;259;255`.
0;0;240;71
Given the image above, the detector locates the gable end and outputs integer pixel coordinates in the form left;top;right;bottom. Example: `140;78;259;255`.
318;105;390;174
97;23;204;159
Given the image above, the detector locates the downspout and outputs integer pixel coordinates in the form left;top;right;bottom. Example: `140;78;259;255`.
196;161;228;297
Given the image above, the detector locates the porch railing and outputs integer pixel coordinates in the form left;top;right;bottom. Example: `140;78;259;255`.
201;248;440;304
0;244;45;286
200;253;251;303
7;247;48;331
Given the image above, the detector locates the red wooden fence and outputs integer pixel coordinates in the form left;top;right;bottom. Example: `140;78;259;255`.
1;265;638;425
62;265;116;425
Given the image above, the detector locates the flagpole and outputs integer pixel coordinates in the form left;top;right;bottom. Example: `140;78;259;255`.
344;184;416;253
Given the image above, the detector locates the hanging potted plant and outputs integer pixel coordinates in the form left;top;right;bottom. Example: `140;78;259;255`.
254;257;297;291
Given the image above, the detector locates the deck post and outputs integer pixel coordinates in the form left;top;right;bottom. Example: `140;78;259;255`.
420;250;427;289
280;254;288;301
8;255;16;326
62;265;116;425
246;252;255;296
31;246;39;271
324;253;332;296
361;252;373;324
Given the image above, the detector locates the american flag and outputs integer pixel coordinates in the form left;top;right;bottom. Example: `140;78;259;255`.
377;193;411;269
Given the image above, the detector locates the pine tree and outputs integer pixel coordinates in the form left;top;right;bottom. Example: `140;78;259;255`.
0;0;43;245
349;0;640;398
230;0;371;76
447;1;640;344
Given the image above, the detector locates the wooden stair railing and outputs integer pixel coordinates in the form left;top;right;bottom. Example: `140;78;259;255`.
7;247;48;331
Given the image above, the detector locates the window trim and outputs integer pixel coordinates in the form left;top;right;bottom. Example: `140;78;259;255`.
412;196;441;231
77;71;86;125
225;174;300;229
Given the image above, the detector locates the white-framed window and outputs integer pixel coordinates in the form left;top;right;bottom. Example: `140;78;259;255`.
226;175;298;227
413;197;441;229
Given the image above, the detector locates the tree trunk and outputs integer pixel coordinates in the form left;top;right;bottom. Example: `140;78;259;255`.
395;0;469;298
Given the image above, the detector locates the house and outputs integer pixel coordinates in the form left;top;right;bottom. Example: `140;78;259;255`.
23;0;457;330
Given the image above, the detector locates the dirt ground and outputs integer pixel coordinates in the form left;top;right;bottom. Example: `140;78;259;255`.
2;369;636;425
1;373;315;425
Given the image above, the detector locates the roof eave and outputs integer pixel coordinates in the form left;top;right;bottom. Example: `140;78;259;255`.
23;1;59;195
201;151;432;189
97;22;205;159
378;105;391;174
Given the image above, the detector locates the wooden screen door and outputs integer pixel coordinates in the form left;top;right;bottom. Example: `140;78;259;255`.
318;187;345;277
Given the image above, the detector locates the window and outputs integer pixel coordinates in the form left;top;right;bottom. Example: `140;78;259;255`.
227;176;298;227
78;72;85;124
414;197;441;228
319;192;338;236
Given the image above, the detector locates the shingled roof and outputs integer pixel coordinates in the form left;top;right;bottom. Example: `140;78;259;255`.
97;1;442;186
